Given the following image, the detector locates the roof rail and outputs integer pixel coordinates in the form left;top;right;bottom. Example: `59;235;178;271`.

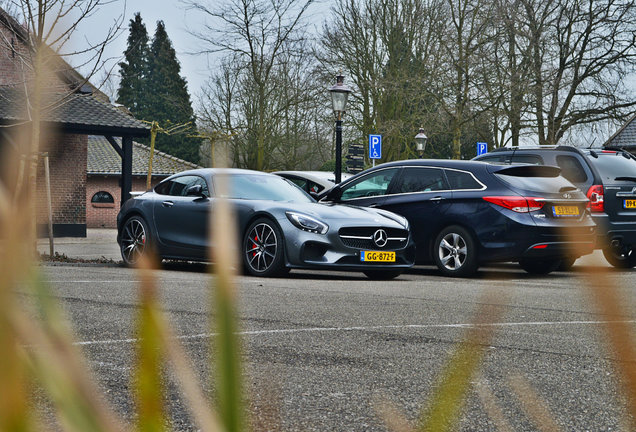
554;145;583;153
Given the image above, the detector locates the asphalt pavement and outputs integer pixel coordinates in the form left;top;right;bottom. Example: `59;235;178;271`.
37;228;612;267
36;260;634;431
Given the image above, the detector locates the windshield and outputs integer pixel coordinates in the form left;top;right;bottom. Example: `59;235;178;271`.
215;173;313;202
587;153;636;182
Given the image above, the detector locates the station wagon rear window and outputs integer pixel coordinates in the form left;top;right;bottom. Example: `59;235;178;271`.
494;173;577;194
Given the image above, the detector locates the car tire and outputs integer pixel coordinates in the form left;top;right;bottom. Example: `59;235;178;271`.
243;218;288;277
363;270;403;280
602;244;636;269
120;215;151;266
433;225;478;277
557;257;576;271
519;258;560;275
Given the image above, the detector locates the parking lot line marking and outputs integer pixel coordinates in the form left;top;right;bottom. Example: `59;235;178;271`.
72;319;636;346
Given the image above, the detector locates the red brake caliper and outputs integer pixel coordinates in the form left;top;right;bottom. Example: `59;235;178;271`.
252;235;258;257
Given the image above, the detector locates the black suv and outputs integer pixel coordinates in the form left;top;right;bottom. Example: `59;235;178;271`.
474;146;636;268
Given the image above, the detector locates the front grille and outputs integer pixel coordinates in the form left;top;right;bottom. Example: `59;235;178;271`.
338;227;408;250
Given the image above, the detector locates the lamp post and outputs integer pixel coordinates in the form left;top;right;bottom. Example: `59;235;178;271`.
414;127;428;158
329;73;351;183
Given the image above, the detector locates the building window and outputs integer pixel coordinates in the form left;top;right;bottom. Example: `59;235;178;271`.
91;191;114;204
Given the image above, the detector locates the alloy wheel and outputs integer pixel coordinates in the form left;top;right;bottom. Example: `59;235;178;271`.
121;218;147;265
438;232;467;271
245;222;278;273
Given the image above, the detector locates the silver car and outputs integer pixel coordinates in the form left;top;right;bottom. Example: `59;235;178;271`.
117;169;415;279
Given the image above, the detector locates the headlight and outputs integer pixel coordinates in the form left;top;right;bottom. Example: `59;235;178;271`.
286;212;329;234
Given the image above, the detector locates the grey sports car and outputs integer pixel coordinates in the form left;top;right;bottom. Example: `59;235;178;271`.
117;168;415;279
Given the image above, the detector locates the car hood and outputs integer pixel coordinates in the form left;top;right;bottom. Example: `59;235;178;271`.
247;200;409;229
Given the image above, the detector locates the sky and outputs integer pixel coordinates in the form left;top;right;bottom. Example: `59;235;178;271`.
68;0;212;101
67;0;329;104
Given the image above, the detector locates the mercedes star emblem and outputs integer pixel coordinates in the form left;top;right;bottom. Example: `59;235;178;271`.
373;229;388;248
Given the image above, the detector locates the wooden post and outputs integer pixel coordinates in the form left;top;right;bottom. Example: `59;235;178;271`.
146;121;158;190
43;153;54;256
122;136;133;206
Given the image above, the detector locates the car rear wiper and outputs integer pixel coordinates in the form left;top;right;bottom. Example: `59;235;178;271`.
615;176;636;182
559;186;578;192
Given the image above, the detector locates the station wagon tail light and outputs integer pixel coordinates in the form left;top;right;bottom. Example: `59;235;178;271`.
483;196;545;213
586;185;604;213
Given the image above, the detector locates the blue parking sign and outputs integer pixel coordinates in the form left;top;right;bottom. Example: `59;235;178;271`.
369;135;382;159
477;142;488;156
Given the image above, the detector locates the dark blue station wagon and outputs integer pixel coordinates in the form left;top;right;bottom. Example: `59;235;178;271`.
320;160;596;277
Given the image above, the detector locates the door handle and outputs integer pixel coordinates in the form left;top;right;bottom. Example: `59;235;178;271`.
368;204;379;208
162;201;174;207
430;196;444;201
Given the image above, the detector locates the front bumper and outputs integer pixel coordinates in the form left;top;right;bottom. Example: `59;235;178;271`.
279;218;416;271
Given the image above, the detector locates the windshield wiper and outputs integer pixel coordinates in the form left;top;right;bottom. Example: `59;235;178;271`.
559;186;578;192
615;176;636;182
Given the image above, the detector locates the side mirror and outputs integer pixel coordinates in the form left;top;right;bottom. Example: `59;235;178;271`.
186;184;205;197
324;185;342;202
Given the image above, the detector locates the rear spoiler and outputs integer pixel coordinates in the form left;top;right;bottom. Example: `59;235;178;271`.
489;164;561;178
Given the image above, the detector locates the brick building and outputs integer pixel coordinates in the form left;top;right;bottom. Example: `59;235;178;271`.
0;7;150;236
87;136;199;228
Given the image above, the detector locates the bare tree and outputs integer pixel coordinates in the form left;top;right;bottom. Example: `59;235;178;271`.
521;0;636;146
319;0;447;160
184;0;314;170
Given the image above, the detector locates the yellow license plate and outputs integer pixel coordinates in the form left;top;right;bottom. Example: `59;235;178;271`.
624;199;636;209
361;251;396;262
553;206;579;216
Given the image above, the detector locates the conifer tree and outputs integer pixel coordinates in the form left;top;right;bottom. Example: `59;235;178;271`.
116;13;150;118
146;21;200;163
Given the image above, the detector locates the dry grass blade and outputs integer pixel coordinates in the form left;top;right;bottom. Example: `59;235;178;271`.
563;227;636;428
210;170;244;432
474;380;513;432
374;396;415;432
418;292;504;432
132;252;222;431
508;375;561;432
156;317;223;432
0;208;32;431
14;270;128;432
584;265;636;429
134;255;166;432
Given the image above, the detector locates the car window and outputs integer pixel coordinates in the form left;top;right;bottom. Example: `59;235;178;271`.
340;168;399;200
506;155;543;165
394;167;448;193
477;155;503;163
495;172;575;193
555;155;588;184
286;176;308;190
155;175;209;197
445;169;484;190
587;153;636;181
307;181;324;194
216;173;313;202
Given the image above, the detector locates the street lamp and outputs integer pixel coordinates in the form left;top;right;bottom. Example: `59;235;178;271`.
414;127;428;158
329;73;352;183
